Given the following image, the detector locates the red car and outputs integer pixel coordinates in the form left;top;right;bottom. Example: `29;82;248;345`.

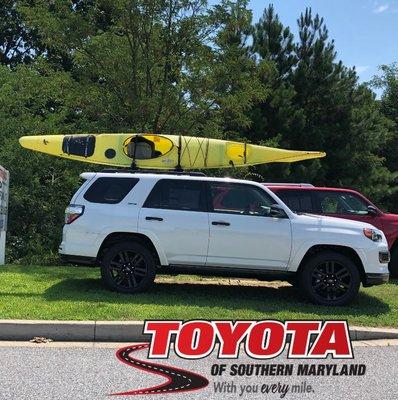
266;183;398;277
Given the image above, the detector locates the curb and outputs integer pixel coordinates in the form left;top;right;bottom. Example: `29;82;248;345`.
1;320;398;342
349;326;398;341
0;320;149;342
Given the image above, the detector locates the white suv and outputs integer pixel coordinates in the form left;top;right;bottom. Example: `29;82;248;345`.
59;172;390;306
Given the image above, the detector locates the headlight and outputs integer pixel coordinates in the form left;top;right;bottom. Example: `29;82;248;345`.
363;228;383;242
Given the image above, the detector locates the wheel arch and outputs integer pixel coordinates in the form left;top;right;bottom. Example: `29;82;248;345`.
97;232;162;266
297;244;366;283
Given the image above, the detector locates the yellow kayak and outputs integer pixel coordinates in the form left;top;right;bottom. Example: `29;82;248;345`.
19;133;325;169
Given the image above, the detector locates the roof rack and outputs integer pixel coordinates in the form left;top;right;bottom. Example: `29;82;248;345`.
101;168;206;177
263;183;314;187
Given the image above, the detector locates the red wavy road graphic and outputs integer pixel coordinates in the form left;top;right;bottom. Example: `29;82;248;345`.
112;344;209;396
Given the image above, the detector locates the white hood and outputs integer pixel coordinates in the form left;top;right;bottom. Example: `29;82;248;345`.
294;213;378;231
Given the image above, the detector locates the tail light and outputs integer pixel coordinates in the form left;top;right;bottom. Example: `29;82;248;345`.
65;204;85;224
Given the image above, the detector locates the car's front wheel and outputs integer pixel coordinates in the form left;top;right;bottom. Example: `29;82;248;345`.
100;241;156;293
299;252;361;306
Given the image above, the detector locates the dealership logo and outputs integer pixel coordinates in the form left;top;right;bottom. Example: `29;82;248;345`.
112;343;209;396
144;320;353;359
113;320;353;396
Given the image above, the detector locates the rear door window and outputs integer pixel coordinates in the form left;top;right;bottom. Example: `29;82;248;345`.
276;190;315;213
83;177;139;204
143;179;207;212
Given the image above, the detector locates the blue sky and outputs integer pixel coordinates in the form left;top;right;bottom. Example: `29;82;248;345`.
249;0;398;89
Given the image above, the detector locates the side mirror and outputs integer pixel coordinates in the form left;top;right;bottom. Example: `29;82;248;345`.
367;205;379;216
270;204;288;219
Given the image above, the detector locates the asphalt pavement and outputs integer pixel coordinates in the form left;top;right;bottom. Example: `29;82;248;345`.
0;342;397;400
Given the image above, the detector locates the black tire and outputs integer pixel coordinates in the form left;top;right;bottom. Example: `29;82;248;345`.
298;251;361;306
100;241;156;294
389;246;398;278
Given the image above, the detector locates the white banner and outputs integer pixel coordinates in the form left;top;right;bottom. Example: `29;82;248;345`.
0;165;9;265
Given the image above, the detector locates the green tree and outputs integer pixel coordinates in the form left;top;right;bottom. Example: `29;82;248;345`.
287;8;390;196
20;0;268;136
0;62;90;263
251;4;297;140
249;4;300;180
204;0;269;140
287;8;351;182
371;63;398;210
0;1;42;66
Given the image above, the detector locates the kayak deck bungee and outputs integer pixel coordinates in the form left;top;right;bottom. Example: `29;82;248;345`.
19;133;326;169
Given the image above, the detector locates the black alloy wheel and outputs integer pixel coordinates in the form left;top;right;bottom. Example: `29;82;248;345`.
311;260;352;302
101;241;156;293
299;251;361;306
110;250;148;290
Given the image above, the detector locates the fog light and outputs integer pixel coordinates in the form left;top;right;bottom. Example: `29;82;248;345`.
379;251;390;263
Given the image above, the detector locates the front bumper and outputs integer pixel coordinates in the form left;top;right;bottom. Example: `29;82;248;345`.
363;273;389;287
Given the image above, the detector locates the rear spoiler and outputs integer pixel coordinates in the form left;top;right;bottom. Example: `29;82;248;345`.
80;172;97;180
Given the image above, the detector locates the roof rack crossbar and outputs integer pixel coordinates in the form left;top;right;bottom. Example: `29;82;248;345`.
100;168;206;177
263;183;314;187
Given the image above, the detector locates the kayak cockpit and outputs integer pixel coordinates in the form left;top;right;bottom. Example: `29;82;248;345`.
123;135;174;160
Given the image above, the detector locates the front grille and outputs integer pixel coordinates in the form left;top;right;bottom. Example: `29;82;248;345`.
379;251;390;263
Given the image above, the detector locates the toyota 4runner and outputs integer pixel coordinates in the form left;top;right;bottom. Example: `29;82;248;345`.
59;172;390;306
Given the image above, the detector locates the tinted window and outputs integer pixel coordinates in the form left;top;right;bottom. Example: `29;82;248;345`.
84;177;138;204
210;182;275;216
144;179;206;211
276;190;314;213
316;191;369;215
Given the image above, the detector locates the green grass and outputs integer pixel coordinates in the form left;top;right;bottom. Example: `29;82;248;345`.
0;264;397;327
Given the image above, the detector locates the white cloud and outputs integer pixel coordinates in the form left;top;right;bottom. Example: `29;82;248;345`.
373;4;390;13
355;65;370;74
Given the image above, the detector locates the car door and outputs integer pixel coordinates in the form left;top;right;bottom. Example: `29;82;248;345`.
314;190;384;230
139;179;209;266
206;181;292;270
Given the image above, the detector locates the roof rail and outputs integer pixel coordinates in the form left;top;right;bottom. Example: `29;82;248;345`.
263;183;314;187
100;168;206;177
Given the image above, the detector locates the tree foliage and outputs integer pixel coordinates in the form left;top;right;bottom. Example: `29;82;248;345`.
251;7;391;196
0;1;397;262
371;63;398;210
0;1;43;66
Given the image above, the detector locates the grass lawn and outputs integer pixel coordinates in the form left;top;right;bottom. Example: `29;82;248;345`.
0;264;397;327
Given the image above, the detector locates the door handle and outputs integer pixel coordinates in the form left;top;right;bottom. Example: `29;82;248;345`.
145;216;163;221
212;221;230;226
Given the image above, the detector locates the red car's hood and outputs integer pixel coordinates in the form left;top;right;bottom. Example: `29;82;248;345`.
384;213;398;220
